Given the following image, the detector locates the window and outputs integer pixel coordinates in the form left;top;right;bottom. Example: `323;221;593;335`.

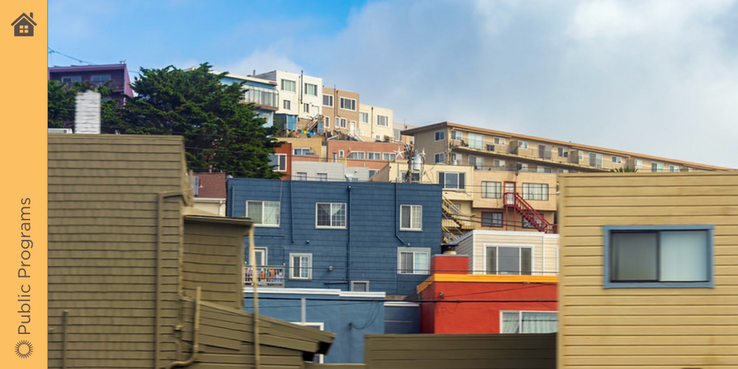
268;154;287;172
519;141;529;149
468;133;484;149
283;100;291;110
368;152;381;160
522;217;542;229
91;75;111;82
294;148;310;155
604;225;713;288
635;159;643;167
289;253;312;279
323;94;333;107
438;172;465;190
359;111;369;123
324;116;330;128
400;205;423;231
383;153;396;161
61;76;81;83
317;173;328;181
449;153;460;165
520;163;528;171
669;165;680;172
538;145;552;160
368;169;378;178
469;156;484;170
482;181;502;198
482;212;503;227
400;172;420;182
486;246;532;275
397;247;430;274
377;114;389;127
451;131;463;140
522;183;548;201
493;159;506;168
296;172;307;181
249;247;267;266
316;203;346;228
558;148;569;157
652;162;664;172
246;201;280;226
338;150;344;158
434;130;445;141
501;311;557;333
304;83;317;96
335;117;347;128
281;79;296;92
339;97;356;110
537;166;552;174
612;156;622;164
589;153;603;168
493;137;506;145
303;103;310;113
347;151;365;159
351;281;369;292
434;152;445;164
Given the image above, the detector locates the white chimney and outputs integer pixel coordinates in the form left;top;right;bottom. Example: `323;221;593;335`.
74;91;101;134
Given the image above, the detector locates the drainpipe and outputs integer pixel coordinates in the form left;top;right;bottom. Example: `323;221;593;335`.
290;180;295;244
347;185;352;284
394;183;408;246
166;287;202;369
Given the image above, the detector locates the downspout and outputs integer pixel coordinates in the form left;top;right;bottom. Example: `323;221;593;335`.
290;180;295;244
248;226;261;369
166;287;202;369
541;233;546;276
347;185;352;284
62;310;68;369
394;183;408;246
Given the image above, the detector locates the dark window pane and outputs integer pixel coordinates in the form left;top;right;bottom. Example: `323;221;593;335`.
611;232;658;281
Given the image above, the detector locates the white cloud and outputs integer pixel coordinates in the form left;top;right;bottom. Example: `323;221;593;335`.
218;47;303;77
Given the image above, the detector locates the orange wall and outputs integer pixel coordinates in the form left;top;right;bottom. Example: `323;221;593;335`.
275;142;292;180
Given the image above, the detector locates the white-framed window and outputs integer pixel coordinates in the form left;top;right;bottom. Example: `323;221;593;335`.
339;97;356;110
438;172;465;190
522;183;549;201
317;173;328;181
377;114;389;127
486;245;532;275
537;166;552;174
61;76;81;83
612;156;622;164
323;94;333;107
589;153;603;168
578;150;584;162
383;153;396;161
269;154;287;172
451;131;463;140
281;79;296;92
296;172;307;181
359;111;369;123
304;83;317;96
493;137;506;145
293;322;325;363
635;159;643;167
248;247;267;266
289;253;312;279
283;100;291;110
558;148;569;157
501;311;558;334
246;200;280;226
482;181;502;198
401;171;420;182
368;169;378;178
652;162;664;172
669;165;680;172
449;153;460;165
468;133;484;149
294;148;310;155
482;212;503;227
604;225;713;288
368;152;381;160
400;204;422;231
338;150;345;158
336;117;347;128
434;130;445;141
324;116;330;128
350;281;370;292
316;203;346;228
397;247;430;275
303;103;310;113
519;141;529;149
493;159;506;168
434;152;445;164
347;151;365;159
469;155;484;170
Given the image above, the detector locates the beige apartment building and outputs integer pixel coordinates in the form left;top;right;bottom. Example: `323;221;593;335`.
359;103;395;142
404;122;732;173
322;87;361;139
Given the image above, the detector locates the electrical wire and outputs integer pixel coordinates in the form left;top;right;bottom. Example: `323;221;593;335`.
48;47;96;65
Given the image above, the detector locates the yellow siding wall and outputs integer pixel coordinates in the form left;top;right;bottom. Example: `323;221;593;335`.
558;172;738;369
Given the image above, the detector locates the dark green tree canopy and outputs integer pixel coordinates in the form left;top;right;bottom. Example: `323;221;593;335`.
48;80;116;129
103;63;282;178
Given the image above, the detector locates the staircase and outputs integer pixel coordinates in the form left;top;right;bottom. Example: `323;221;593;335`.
504;192;557;233
441;196;474;243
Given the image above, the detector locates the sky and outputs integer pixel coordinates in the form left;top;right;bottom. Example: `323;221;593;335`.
49;0;738;168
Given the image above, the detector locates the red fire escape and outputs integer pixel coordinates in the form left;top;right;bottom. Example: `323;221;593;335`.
503;191;557;234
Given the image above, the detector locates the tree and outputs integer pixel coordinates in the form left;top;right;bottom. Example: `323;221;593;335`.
104;63;282;178
48;80;116;129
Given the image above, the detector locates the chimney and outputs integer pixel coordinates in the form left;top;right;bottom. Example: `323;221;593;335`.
252;69;256;76
74;91;101;134
30;12;33;18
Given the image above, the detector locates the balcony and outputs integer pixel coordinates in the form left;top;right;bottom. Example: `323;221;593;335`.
244;265;285;287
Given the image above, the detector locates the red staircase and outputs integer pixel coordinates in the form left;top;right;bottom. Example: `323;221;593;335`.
504;192;557;233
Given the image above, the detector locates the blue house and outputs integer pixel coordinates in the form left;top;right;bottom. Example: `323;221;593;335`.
219;73;279;127
227;179;443;296
244;288;384;363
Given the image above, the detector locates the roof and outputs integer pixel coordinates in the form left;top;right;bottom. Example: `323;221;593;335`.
193;172;227;198
403;121;734;170
416;274;558;294
215;71;277;85
48;63;129;73
11;13;36;26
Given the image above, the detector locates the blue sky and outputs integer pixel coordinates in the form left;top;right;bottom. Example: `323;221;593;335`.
49;0;738;168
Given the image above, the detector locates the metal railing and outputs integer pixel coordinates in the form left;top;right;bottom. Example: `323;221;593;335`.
244;266;286;287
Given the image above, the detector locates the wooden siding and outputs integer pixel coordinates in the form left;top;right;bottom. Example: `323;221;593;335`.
364;333;555;369
48;135;188;369
454;231;559;276
558;172;738;369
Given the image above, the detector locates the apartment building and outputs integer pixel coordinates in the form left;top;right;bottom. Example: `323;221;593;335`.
255;70;323;131
404;122;732;174
322;87;360;139
359;103;395;142
219;72;279;127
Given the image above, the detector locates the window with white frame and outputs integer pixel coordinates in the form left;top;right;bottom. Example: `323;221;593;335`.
482;181;502;198
400;205;423;231
486;246;532;275
494;137;506;145
482;212;503;227
612;156;622;164
338;150;344;158
268;154;287;172
520;163;528;171
283;100;291;110
604;225;713;288
350;281;369;292
589;152;603;168
347;151;365;159
289;253;312;279
434;152;446;164
451;131;463;140
635;159;643;167
366;152;380;160
400;171;421;182
368;169;378;178
669;165;680;172
293;322;325;363
652;162;664;172
501;311;557;333
303;103;310;113
281;79;296;92
359;111;369;123
522;183;548;201
316;203;346;228
323;94;333;107
296;172;307;181
397;247;430;274
519;141;529;149
317;173;328;181
558;148;569;157
468;133;484;149
537;166;552;174
339;97;356;110
246;200;280;226
434;130;445;141
294;148;310;155
493;159;506;168
248;247;267;266
377;115;389;127
438;172;465;190
304;83;318;96
469;156;484;170
383;153;396;161
324;116;330;128
336;117;347;128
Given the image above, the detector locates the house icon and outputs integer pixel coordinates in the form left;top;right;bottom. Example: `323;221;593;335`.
12;13;36;37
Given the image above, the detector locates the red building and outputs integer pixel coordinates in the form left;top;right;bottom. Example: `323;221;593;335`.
418;254;557;334
272;142;292;180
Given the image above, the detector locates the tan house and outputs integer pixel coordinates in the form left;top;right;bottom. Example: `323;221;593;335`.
558;171;738;368
359;103;395;142
322;87;360;139
454;230;559;276
48;134;333;369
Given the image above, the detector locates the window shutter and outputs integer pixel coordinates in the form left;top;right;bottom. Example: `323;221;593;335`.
438;172;445;186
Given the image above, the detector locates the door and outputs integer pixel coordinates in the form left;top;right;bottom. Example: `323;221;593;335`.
504;181;516;206
350;121;356;133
